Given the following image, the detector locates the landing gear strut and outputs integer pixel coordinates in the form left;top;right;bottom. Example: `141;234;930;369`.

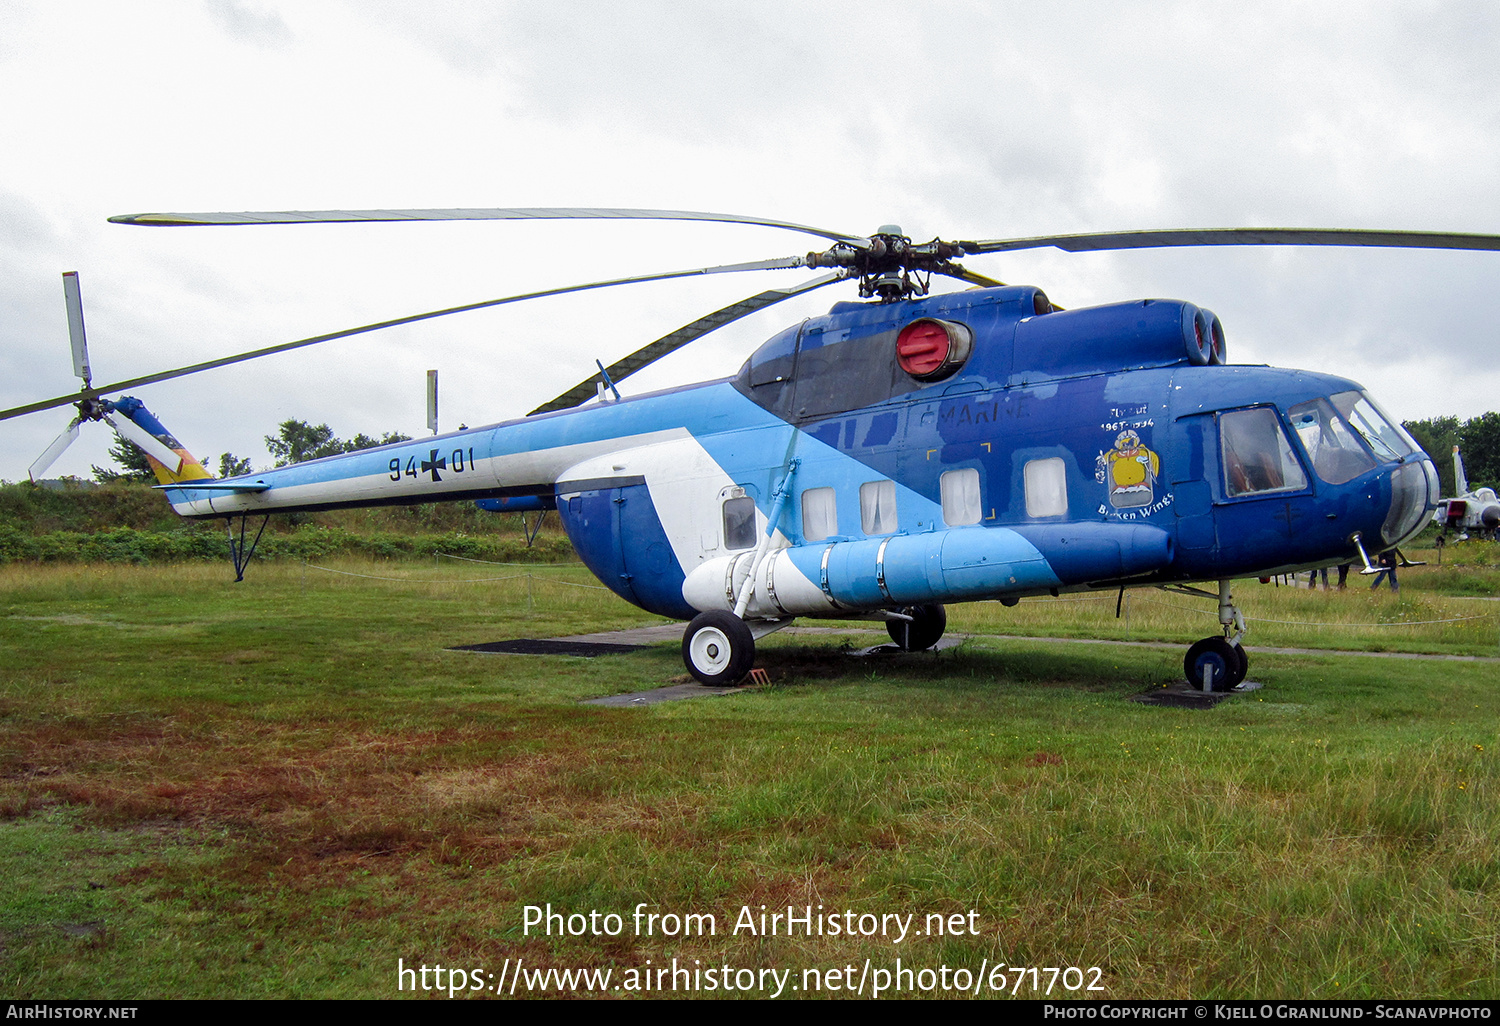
1182;580;1248;692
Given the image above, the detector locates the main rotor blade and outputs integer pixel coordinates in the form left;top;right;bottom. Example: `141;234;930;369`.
935;264;1007;288
961;228;1500;255
932;265;1066;310
0;256;815;423
28;417;81;483
109;207;867;245
529;272;847;416
62;272;92;387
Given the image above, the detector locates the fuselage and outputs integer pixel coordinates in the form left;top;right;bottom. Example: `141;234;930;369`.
161;284;1439;621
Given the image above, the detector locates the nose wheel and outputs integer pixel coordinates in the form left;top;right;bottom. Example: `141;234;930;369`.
682;610;756;686
1168;579;1250;691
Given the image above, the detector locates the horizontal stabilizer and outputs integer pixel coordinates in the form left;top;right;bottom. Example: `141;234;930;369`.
155;480;272;493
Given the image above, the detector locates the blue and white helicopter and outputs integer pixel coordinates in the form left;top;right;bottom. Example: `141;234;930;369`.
10;210;1490;691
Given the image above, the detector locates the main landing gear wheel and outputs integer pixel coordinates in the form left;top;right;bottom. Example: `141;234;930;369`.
886;603;947;651
683;610;755;686
1184;637;1247;692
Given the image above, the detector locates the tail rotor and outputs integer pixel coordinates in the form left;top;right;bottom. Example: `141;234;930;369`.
26;272;193;483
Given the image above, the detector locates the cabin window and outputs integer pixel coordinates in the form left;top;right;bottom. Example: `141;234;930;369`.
859;479;898;535
1220;407;1309;497
941;468;983;525
802;487;838;542
1023;458;1069;518
722;495;758;550
1287;398;1376;485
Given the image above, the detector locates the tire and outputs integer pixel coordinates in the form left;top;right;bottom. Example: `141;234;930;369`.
1228;642;1249;689
682;611;755;686
1184;637;1240;692
885;603;947;651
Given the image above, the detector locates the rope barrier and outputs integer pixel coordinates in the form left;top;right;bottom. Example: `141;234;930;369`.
1249;613;1487;627
542;578;612;591
303;562;609;590
434;552;584;568
1132;593;1491;627
305;564;533;583
300;560;1490;623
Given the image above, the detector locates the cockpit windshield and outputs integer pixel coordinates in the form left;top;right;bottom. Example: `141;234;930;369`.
1330;391;1416;462
1287;398;1376;485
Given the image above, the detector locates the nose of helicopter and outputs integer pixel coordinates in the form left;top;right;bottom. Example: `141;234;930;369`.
1380;454;1440;549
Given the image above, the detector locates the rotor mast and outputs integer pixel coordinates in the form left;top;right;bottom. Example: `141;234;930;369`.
803;225;973;301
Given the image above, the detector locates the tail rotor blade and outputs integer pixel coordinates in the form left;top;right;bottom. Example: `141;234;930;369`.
29;418;82;483
62;272;92;387
103;412;183;474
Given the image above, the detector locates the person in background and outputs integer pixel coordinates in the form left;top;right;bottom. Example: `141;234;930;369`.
1369;550;1399;592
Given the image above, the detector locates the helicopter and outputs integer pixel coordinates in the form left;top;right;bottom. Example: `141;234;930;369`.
8;208;1491;692
1433;446;1500;540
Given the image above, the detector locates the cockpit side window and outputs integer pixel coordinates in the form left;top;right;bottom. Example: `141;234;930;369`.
1287;398;1376;485
1219;407;1309;497
1331;391;1416;462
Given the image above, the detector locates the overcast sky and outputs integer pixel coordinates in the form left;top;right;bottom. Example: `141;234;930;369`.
3;0;1498;482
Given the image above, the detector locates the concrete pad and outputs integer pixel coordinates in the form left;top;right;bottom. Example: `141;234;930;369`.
1130;679;1262;709
846;636;970;657
973;633;1500;664
558;625;684;646
452;638;645;656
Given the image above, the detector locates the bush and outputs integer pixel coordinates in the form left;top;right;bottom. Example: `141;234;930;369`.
0;484;574;566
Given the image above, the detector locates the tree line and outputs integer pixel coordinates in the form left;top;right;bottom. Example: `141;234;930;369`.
93;419;412;484
1402;413;1500;496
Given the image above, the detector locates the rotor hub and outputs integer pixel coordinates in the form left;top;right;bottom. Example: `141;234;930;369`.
803;227;969;301
798;228;972;300
76;397;109;422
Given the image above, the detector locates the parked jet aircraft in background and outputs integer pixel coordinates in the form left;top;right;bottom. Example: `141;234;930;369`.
1433;446;1500;540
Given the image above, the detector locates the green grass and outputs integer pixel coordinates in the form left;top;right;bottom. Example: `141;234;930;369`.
0;480;576;565
945;543;1500;658
2;559;1498;999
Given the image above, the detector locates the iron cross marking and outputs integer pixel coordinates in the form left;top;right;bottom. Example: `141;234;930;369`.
420;449;447;482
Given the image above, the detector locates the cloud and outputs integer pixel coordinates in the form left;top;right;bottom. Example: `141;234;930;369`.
2;0;1498;483
204;0;292;48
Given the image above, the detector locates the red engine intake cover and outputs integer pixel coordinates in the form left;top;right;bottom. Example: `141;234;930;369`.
897;319;971;381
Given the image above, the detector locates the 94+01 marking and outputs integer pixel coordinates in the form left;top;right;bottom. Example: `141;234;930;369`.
391;447;476;484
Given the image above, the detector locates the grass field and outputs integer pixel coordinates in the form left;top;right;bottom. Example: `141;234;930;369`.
1;550;1497;1000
